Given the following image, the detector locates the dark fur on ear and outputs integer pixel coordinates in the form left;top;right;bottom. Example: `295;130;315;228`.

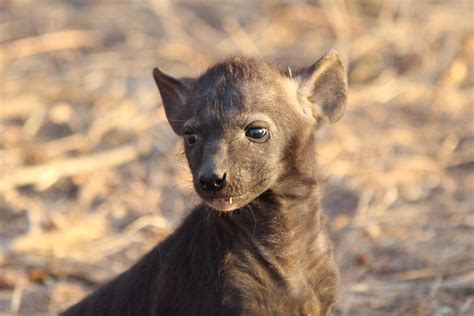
152;67;194;135
297;50;348;125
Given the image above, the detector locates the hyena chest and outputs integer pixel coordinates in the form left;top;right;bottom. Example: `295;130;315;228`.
218;255;322;315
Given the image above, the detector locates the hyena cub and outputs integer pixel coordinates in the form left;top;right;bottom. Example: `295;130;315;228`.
62;50;348;316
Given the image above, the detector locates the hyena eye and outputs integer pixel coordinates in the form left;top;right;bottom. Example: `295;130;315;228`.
245;127;269;142
185;133;198;146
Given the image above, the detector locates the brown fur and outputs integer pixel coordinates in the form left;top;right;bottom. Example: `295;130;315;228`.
62;50;348;316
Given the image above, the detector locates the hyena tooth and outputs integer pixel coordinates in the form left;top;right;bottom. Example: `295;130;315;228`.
229;197;233;205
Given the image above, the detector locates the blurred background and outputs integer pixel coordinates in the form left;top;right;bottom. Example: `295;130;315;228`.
0;0;473;315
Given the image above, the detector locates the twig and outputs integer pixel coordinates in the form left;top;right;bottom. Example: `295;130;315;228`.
0;143;148;192
222;17;259;56
0;30;101;65
10;284;24;315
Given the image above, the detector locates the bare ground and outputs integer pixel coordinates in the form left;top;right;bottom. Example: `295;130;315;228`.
0;1;473;315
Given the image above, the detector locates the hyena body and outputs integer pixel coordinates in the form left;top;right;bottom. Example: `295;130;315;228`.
63;50;348;316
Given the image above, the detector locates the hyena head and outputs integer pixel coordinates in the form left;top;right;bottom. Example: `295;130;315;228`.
153;50;347;211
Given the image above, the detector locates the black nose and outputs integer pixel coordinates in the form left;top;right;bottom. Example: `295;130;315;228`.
199;172;227;192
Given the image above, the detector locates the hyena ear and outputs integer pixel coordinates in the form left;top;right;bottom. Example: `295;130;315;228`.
153;67;194;135
296;50;348;125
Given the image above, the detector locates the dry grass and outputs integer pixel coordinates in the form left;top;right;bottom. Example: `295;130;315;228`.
0;0;473;315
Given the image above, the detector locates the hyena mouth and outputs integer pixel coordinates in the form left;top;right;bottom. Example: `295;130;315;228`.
207;194;247;211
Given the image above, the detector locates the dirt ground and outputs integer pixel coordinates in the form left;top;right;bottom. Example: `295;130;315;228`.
0;1;473;315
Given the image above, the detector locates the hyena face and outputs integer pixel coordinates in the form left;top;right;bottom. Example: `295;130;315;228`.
153;51;347;211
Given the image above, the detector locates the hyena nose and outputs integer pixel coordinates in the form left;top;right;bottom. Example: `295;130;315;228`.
199;172;227;192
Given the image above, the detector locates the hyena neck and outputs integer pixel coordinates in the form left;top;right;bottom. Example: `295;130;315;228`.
269;129;323;237
223;134;324;264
